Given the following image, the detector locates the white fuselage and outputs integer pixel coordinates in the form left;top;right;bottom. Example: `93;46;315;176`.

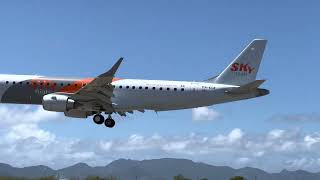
0;75;266;114
111;79;256;112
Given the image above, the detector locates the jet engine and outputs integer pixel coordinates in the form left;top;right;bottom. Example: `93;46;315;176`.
42;94;75;112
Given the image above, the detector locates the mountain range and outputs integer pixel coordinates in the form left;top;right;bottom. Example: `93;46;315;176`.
1;158;320;180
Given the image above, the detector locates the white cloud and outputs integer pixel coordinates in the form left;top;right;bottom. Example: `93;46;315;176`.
211;128;244;146
162;141;189;152
99;141;113;151
304;134;320;148
267;129;285;140
0;105;59;128
253;151;265;157
0;105;59;144
70;152;95;160
284;158;320;170
0;105;59;146
229;128;244;142
1;124;320;172
236;157;251;165
0;105;63;167
5;123;56;142
270;113;320;123
192;107;220;121
3;105;320;172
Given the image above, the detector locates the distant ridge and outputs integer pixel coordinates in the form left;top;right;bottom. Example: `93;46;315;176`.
1;158;320;180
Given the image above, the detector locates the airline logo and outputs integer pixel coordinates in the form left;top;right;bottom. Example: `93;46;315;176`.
230;63;255;74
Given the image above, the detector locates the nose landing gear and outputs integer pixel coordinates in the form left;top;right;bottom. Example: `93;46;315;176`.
92;114;115;128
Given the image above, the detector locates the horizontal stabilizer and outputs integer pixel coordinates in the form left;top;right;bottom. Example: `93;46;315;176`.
225;80;265;94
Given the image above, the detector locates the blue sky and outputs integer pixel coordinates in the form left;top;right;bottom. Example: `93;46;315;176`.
0;0;319;172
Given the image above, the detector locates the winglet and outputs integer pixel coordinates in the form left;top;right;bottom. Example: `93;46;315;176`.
98;57;123;77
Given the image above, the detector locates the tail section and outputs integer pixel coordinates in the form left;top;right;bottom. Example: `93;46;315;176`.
208;39;267;86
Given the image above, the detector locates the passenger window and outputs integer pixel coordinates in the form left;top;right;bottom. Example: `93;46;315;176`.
152;87;156;90
139;86;142;89
75;84;78;86
126;86;129;89
160;87;163;90
167;88;170;91
145;87;148;90
53;83;57;86
60;83;63;86
174;88;177;91
47;83;50;86
119;85;122;88
13;81;16;84
40;82;43;85
19;82;22;85
26;82;30;85
67;83;71;86
132;86;135;89
181;88;185;91
112;85;115;88
6;81;8;84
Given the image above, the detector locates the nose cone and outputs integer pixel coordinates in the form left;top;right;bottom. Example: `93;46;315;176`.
257;88;270;97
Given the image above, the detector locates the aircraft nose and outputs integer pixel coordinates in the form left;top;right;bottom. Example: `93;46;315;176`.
257;88;270;96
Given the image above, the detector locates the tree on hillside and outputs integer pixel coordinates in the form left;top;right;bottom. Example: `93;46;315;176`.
173;174;191;180
0;177;27;180
85;176;101;180
230;176;244;180
38;177;56;180
85;176;118;180
0;177;56;180
105;176;118;180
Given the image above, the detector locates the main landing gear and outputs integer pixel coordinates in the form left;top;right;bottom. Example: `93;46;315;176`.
93;114;115;128
105;115;115;128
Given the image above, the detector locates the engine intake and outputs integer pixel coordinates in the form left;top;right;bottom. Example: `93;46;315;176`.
42;94;75;112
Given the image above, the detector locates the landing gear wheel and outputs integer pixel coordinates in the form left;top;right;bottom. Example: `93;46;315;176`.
93;114;104;125
105;118;115;128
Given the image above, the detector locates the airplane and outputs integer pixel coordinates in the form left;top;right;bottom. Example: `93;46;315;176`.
0;39;269;128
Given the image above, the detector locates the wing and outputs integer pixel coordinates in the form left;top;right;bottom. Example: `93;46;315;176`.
70;57;123;113
117;110;145;117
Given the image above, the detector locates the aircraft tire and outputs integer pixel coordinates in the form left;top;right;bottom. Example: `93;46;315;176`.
93;114;104;124
105;118;115;128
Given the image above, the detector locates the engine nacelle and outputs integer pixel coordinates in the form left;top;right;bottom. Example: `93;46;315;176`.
42;94;75;112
